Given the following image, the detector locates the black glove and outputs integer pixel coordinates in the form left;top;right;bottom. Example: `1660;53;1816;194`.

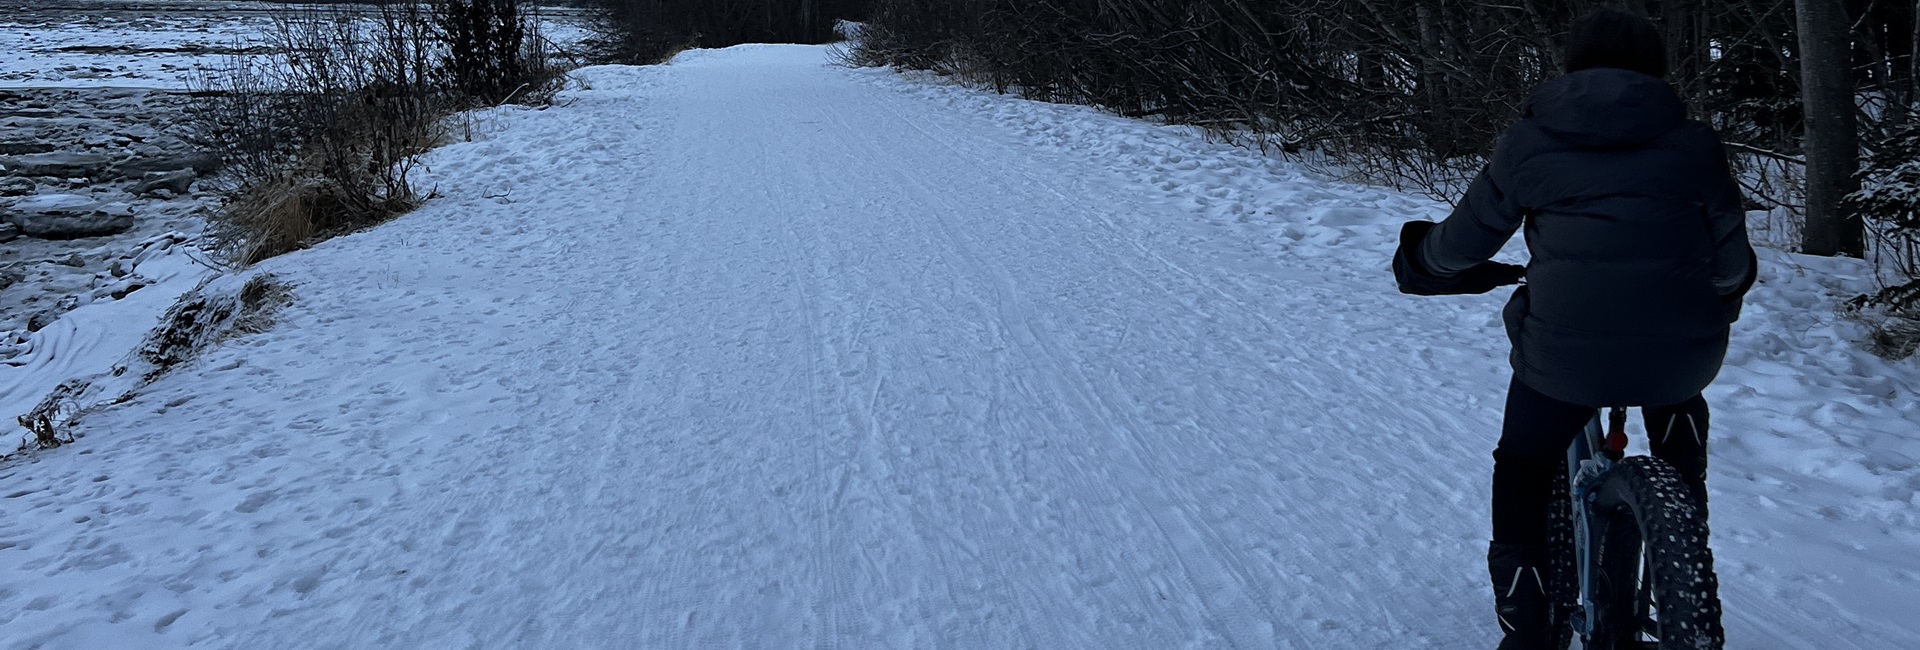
1450;260;1528;295
1394;220;1525;296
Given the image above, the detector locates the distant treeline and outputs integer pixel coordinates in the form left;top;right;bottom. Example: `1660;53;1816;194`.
850;2;1915;226
583;0;870;62
849;0;1920;345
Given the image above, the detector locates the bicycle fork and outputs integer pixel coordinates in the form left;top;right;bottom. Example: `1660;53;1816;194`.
1568;406;1630;638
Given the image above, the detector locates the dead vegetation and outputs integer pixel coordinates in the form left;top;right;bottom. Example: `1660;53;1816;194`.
190;1;565;266
855;0;1920;360
139;274;292;382
10;274;291;455
1843;279;1920;360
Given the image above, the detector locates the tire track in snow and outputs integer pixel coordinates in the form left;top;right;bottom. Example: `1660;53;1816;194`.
834;93;1271;647
9;45;1910;650
849;72;1465;647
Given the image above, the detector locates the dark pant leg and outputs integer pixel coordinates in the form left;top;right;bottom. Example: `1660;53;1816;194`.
1491;378;1597;546
1643;395;1711;504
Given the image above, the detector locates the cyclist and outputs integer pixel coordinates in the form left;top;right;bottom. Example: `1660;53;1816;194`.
1390;9;1757;649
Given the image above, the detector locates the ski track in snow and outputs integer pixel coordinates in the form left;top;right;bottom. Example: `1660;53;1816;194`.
2;45;1917;648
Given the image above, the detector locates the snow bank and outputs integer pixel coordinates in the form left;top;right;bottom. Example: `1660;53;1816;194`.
14;269;289;446
1;234;218;450
843;63;1920;646
0;46;1912;649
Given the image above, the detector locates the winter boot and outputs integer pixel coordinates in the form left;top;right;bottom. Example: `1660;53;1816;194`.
1489;542;1551;650
1661;450;1711;523
1649;418;1711;525
1647;401;1712;524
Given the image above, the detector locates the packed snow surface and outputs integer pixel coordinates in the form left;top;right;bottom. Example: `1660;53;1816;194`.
3;45;1918;649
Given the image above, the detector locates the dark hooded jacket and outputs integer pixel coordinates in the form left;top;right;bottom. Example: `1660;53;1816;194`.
1415;67;1757;408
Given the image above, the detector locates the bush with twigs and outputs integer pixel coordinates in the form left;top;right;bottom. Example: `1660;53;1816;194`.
852;0;1919;209
854;0;1920;359
191;1;564;265
1843;125;1920;358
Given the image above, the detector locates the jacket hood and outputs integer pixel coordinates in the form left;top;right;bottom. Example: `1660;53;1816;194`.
1524;67;1685;148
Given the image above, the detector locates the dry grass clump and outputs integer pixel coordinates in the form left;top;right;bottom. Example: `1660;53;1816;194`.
139;274;292;380
1844;280;1920;360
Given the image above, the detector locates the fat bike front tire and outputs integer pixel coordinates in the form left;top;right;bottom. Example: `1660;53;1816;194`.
1587;456;1725;649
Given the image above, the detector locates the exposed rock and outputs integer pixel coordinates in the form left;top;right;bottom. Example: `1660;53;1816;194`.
26;296;81;333
55;253;86;267
0;87;223;341
111;152;219;179
109;281;147;300
0;266;21;290
131;169;195;197
0;142;57;156
0;152;120;178
114;125;159;142
26;308;62;333
6;195;136;239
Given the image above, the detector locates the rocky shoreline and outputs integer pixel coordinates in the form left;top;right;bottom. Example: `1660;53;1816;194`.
1;1;597;367
0;87;221;360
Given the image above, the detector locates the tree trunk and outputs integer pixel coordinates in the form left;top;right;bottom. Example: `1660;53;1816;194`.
1661;0;1698;107
1798;0;1864;257
1415;4;1452;155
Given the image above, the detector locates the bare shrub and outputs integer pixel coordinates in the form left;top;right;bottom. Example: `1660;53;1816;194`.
840;0;981;71
1838;123;1920;358
192;1;564;266
191;4;444;264
1842;280;1920;360
1848;124;1920;284
849;0;1570;201
852;1;1918;211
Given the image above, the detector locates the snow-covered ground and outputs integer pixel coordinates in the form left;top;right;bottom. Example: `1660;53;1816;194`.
1;1;595;451
2;0;250;439
1;45;1916;648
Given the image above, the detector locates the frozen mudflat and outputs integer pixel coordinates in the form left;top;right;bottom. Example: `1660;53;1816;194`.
2;45;1918;648
0;1;594;90
0;1;275;90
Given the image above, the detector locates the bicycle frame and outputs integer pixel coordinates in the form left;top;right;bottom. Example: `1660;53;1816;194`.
1566;406;1630;638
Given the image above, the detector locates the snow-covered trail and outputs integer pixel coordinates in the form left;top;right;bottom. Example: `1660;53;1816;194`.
4;45;1917;649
